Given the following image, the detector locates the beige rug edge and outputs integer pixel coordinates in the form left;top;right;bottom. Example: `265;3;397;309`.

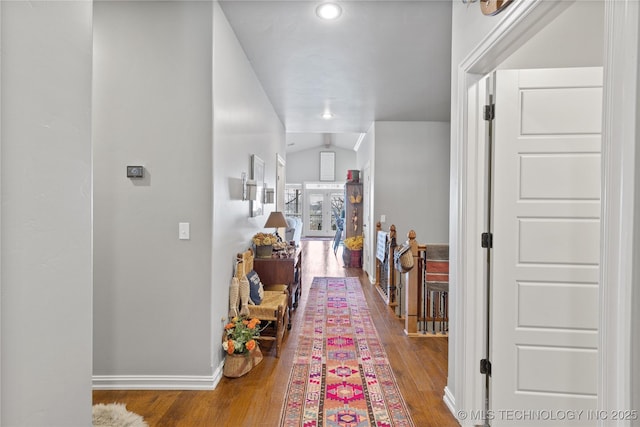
92;403;148;427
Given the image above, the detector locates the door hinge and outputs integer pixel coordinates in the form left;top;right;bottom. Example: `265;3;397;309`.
483;104;495;121
480;358;492;376
481;232;493;248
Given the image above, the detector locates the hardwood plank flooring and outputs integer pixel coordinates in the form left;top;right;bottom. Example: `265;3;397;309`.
93;240;459;426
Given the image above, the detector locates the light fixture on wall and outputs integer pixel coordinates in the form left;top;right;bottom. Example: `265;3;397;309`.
242;172;258;201
316;3;342;20
264;211;288;242
264;187;275;204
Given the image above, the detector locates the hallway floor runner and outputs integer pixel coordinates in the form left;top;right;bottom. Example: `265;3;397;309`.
279;276;415;427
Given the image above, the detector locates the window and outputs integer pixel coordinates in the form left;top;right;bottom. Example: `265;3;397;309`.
284;184;303;219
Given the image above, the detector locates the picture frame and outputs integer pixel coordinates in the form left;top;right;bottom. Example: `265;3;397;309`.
250;154;265;217
320;151;335;181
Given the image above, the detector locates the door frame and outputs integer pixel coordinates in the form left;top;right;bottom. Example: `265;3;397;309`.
302;182;345;237
450;0;639;422
276;154;286;213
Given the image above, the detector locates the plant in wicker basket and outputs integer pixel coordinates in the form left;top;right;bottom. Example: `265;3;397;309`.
223;316;261;355
222;315;264;378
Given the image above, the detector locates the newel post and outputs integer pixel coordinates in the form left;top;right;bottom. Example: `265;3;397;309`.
388;224;397;307
404;230;419;336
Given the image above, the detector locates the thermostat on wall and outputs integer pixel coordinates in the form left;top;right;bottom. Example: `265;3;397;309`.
127;166;144;178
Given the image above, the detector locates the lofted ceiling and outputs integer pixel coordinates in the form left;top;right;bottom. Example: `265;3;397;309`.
218;0;452;153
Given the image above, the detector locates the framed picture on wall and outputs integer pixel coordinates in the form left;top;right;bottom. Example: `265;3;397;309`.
320;151;335;181
251;154;265;217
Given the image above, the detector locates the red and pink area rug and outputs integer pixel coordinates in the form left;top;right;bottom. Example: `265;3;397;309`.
280;277;415;427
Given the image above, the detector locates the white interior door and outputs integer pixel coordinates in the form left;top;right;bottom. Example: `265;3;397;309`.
490;67;602;424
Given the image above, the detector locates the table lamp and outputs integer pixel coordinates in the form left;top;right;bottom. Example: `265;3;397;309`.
264;211;288;242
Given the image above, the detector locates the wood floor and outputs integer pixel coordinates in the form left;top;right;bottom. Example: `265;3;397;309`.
93;240;459;427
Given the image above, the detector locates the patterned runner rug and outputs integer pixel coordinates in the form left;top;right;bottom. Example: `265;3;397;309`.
280;277;415;427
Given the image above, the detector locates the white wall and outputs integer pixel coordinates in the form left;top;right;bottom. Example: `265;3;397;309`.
1;1;93;425
211;1;286;371
499;1;604;70
92;1;285;387
93;1;214;382
354;122;449;279
374;122;450;245
286;145;356;184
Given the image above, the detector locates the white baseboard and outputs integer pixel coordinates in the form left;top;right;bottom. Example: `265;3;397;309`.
443;386;458;420
93;361;225;390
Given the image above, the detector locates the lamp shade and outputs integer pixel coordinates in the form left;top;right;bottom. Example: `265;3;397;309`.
264;211;288;228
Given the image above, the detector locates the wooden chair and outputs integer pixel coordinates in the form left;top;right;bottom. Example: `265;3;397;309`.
235;249;289;357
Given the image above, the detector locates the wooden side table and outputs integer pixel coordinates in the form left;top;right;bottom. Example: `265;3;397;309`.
253;249;302;312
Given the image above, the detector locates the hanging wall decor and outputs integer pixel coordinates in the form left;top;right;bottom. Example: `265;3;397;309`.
320;151;335;181
480;0;513;16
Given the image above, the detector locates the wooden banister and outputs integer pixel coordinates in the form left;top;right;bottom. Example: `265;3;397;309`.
404;230;420;335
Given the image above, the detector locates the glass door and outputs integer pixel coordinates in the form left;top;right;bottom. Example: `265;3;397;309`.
303;183;344;237
307;192;326;236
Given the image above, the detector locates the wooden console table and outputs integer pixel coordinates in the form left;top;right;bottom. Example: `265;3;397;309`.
253;249;302;312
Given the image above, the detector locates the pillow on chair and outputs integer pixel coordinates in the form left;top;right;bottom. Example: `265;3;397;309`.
246;270;264;305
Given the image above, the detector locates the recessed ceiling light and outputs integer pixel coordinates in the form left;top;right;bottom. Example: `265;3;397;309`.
316;3;342;20
322;111;334;119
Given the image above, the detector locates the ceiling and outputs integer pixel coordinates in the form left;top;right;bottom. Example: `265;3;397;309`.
218;1;452;153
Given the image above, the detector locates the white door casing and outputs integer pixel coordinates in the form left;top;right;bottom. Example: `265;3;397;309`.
490;67;602;424
362;162;372;279
276;154;286;213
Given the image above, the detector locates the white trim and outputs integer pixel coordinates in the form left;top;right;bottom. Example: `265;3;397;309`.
0;3;3;418
276;153;286;212
92;362;224;390
443;386;457;423
353;132;365;152
599;0;638;422
459;0;572;73
451;71;487;419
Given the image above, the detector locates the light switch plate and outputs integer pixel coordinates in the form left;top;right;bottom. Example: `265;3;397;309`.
179;222;190;240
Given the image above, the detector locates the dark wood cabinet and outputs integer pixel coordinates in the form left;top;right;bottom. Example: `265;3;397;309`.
253;249;302;311
345;182;363;240
343;182;363;267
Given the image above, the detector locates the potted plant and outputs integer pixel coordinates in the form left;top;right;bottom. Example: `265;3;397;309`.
252;232;276;258
343;235;364;268
222;316;263;378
